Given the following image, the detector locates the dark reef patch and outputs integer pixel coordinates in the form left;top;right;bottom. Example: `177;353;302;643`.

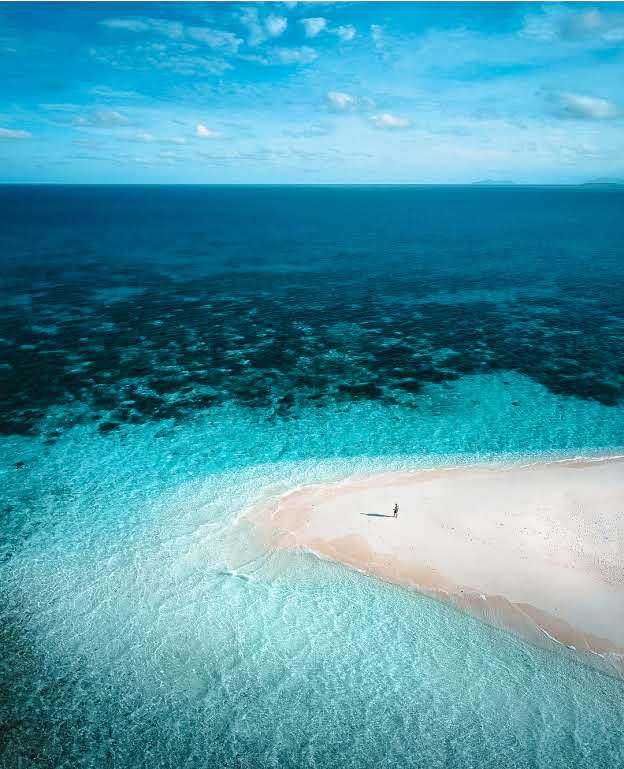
1;263;623;436
1;185;623;435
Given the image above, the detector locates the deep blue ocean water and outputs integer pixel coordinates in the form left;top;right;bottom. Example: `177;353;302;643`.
1;185;624;768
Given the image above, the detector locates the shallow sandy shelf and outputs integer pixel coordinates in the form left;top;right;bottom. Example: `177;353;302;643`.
250;456;624;676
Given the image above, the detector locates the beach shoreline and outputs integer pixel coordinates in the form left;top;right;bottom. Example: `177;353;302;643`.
249;455;624;677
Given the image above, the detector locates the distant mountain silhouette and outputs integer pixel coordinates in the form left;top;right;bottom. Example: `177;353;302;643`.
582;177;624;186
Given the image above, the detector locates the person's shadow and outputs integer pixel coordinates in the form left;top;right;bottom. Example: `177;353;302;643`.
360;513;395;518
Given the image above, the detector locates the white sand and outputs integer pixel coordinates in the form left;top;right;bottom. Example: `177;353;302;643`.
251;457;624;675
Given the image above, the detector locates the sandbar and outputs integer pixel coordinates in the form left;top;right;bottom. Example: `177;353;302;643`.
251;456;624;676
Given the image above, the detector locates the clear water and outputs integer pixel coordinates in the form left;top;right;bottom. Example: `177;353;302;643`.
1;185;624;768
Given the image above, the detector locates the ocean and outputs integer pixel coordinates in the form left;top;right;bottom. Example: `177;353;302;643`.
1;184;623;768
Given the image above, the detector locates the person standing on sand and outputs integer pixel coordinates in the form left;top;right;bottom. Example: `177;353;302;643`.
393;503;399;518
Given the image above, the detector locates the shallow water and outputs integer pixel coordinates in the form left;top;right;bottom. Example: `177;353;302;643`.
1;185;624;768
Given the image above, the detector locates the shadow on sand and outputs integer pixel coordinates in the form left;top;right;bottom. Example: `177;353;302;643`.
360;513;395;518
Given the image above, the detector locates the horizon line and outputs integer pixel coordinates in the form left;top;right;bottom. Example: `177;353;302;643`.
1;181;622;188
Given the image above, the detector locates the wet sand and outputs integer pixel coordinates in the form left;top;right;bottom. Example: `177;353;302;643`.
250;457;624;676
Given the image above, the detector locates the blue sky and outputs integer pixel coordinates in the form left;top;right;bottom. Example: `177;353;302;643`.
1;2;623;183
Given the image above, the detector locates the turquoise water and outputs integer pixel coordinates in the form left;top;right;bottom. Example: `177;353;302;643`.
2;185;624;767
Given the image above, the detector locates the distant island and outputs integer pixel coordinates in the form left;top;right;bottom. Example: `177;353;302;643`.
470;178;624;187
582;177;624;186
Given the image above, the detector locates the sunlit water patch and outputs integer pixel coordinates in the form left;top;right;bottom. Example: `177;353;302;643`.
3;376;624;768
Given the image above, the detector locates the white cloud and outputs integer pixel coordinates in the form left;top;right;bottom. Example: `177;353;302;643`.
143;19;184;40
163;136;187;145
559;92;620;120
240;9;287;45
326;90;356;111
370;113;411;130
0;127;31;139
196;123;222;139
88;86;142;100
371;24;384;49
101;18;149;33
152;54;232;77
521;6;624;45
186;27;243;53
265;15;288;38
102;17;242;51
562;8;605;38
73;110;131;128
123;132;187;145
325;91;375;113
275;46;317;65
332;25;356;43
240;8;265;46
301;17;327;38
102;17;184;39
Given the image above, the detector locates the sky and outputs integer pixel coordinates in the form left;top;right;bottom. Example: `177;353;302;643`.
1;1;623;184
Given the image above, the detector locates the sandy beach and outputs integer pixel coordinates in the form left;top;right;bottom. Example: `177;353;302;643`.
252;456;624;676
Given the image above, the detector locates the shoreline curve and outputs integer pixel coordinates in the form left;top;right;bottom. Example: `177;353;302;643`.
248;455;624;677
